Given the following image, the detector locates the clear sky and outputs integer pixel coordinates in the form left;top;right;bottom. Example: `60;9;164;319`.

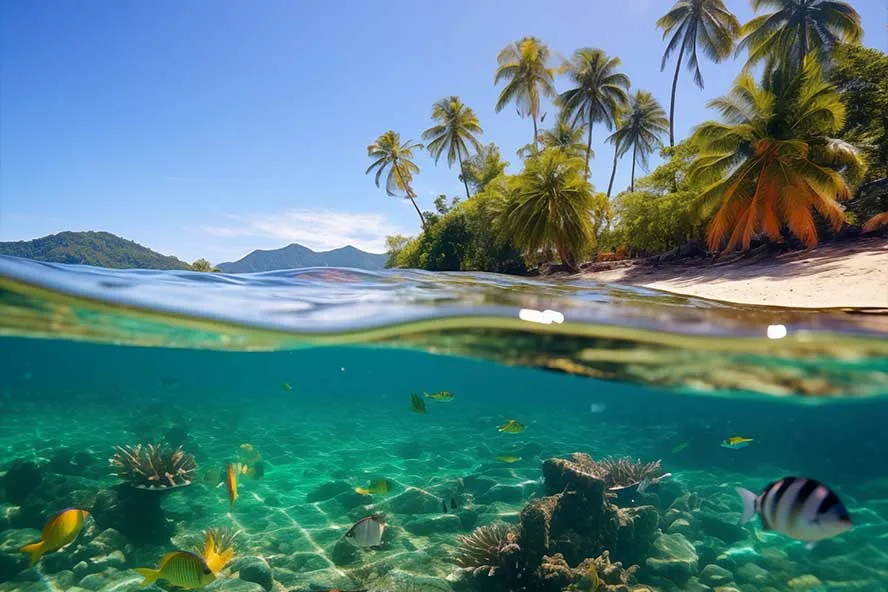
2;1;886;264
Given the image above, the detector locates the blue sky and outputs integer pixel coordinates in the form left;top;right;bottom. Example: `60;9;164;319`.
2;1;886;264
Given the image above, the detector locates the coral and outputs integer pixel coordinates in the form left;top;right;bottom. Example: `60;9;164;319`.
566;453;669;491
453;522;519;577
109;443;197;489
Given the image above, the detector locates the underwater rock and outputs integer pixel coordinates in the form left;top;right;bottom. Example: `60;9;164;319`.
91;485;176;546
305;480;352;503
230;556;274;592
694;510;748;544
462;474;498;497
0;459;43;504
787;574;824;589
667;518;692;535
613;505;659;566
644;532;699;584
700;563;733;586
404;513;462;536
76;567;132;591
477;483;525;505
736;562;773;586
206;579;265;592
0;528;38;581
330;538;361;566
534;553;574;592
387;487;444;515
42;549;76;573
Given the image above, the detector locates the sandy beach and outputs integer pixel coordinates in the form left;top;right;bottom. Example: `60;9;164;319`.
585;237;888;309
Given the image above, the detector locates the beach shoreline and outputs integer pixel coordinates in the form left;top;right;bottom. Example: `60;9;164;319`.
579;237;888;309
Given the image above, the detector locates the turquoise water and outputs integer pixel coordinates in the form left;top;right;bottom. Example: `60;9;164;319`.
1;256;887;592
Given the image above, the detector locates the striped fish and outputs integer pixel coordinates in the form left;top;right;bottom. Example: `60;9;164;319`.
135;551;216;589
736;476;852;547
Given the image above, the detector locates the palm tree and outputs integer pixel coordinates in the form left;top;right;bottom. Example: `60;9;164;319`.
689;58;865;252
422;97;484;200
494;37;558;149
366;131;427;231
608;91;669;192
737;0;862;71
657;0;740;147
605;106;629;198
559;48;630;178
538;116;588;159
500;149;598;269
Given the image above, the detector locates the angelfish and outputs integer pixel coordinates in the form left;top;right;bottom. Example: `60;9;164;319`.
736;476;852;547
344;515;385;547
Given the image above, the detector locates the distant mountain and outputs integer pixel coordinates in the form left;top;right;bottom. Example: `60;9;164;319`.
0;231;192;270
217;243;388;272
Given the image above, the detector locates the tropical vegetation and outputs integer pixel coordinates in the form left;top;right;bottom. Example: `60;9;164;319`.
366;0;885;274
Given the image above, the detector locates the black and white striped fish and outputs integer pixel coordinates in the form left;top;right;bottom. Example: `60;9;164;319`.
736;476;852;547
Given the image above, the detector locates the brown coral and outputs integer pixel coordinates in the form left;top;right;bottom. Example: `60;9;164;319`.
453;522;519;577
569;453;668;490
109;443;197;489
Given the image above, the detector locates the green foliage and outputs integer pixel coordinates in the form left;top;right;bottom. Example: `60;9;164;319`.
559;48;630;176
501;149;602;269
657;0;740;146
423;97;484;198
0;231;192;270
384;234;411;268
829;44;888;181
738;0;862;71
495;37;559;146
519;115;587;160
460;143;509;193
190;258;218;272
609;142;706;254
689;58;866;251
389;177;526;273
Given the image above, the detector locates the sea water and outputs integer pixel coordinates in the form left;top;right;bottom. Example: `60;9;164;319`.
0;255;887;592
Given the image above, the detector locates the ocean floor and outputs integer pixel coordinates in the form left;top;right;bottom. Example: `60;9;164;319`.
2;384;888;592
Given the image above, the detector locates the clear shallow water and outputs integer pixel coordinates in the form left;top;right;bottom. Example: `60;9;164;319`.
0;255;887;592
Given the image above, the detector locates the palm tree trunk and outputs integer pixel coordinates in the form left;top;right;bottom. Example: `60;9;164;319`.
394;164;427;231
668;42;687;148
457;151;471;200
607;142;620;198
532;114;539;151
630;141;638;192
585;104;594;180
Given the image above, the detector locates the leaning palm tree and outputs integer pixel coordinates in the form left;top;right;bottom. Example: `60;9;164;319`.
657;0;740;147
689;58;865;252
494;37;558;149
366;130;427;230
500;149;598;270
608;91;669;192
559;48;630;178
737;0;862;71
423;97;484;200
605;106;629;198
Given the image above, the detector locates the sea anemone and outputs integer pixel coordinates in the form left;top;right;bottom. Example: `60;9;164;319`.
454;522;520;577
569;453;668;490
109;443;197;489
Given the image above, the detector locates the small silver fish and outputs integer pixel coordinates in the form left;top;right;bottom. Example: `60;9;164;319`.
344;515;385;548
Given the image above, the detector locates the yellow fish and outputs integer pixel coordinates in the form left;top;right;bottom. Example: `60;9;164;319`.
409;392;426;414
355;478;392;496
136;551;216;589
671;442;690;454
236;444;264;480
201;532;234;575
579;564;600;591
495;455;522;463
424;391;454;402
20;508;91;567
721;436;754;449
227;463;239;508
282;382;293;391
498;420;525;434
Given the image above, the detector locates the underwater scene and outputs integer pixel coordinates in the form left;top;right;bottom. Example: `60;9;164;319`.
1;256;888;592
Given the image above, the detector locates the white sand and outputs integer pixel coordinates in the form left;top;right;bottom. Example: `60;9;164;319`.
585;238;888;309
